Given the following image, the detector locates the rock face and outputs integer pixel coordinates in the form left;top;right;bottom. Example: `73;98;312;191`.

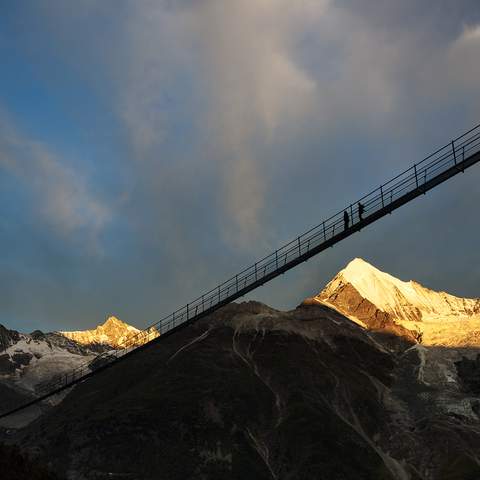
455;354;480;395
60;316;158;349
14;300;480;480
0;324;20;352
0;317;154;410
0;329;97;402
305;278;419;343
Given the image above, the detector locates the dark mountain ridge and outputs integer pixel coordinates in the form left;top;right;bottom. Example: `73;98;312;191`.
2;260;480;479
9;300;480;480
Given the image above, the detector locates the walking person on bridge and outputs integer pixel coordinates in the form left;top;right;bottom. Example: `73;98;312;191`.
358;202;365;221
343;211;350;230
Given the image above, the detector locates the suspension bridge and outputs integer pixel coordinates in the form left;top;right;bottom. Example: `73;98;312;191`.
1;124;480;420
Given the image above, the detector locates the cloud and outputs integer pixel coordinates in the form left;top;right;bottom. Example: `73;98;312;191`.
3;1;480;330
32;1;479;253
446;24;480;105
190;0;319;248
115;3;197;158
87;0;322;250
54;0;479;252
0;112;110;247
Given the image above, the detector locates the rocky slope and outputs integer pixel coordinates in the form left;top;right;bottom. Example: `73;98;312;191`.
0;325;96;407
12;297;480;480
0;317;155;422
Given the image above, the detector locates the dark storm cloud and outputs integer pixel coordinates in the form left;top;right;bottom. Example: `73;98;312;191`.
1;0;479;332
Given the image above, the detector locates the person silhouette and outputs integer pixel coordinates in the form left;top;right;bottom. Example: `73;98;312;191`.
358;202;365;221
343;211;349;230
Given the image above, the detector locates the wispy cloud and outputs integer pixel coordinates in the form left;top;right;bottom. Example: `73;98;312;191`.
0;112;110;247
192;0;318;249
446;23;480;107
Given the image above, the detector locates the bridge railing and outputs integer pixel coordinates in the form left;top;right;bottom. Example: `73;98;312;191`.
36;124;480;396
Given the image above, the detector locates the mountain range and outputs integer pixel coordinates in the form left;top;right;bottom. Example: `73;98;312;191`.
1;259;480;480
0;316;157;420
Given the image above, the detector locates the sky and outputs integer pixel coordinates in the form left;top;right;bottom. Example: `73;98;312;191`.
1;0;480;332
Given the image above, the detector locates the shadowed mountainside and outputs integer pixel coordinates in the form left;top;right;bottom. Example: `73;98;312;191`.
0;442;61;480
12;301;480;480
0;316;156;414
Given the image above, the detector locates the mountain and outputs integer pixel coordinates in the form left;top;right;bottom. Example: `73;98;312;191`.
307;257;480;346
0;325;97;428
0;326;96;416
0;316;157;425
0;326;96;387
13;300;480;479
60;316;158;350
2;262;480;479
16;302;417;479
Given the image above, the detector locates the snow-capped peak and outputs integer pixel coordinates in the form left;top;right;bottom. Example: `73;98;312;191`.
0;316;159;400
60;316;157;349
308;258;480;347
320;258;480;323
